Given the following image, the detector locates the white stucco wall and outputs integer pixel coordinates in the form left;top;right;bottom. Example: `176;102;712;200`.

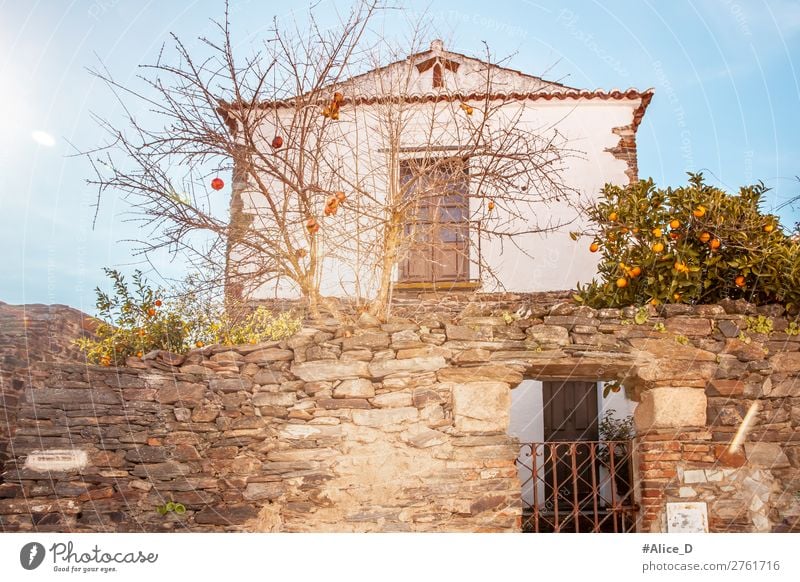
230;48;646;300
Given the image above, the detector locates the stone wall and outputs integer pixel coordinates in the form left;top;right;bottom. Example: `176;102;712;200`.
1;296;799;532
0;302;94;482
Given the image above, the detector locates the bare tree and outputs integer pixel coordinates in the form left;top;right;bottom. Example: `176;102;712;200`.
86;1;578;320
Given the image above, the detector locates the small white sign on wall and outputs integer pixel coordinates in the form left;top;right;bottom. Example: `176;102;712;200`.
666;502;709;533
24;449;88;472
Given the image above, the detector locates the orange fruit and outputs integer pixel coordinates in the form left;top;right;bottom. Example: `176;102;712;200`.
673;293;681;301
608;212;618;221
195;341;204;348
137;351;143;358
709;238;721;250
616;277;628;288
652;228;662;237
698;231;711;243
735;275;746;288
589;242;600;253
488;200;495;211
154;299;162;307
669;219;680;229
652;242;665;253
670;231;680;240
630;266;642;277
764;224;774;233
147;308;156;317
692;206;706;218
620;227;629;234
649;298;659;306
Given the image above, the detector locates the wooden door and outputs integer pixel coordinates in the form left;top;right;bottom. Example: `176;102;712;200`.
398;158;469;283
542;380;599;520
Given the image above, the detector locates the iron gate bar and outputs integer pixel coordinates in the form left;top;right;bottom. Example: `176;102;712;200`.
516;440;638;533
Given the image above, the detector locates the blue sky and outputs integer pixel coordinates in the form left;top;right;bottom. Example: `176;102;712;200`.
2;0;799;311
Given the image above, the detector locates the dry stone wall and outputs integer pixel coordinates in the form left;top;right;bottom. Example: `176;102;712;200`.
1;295;799;533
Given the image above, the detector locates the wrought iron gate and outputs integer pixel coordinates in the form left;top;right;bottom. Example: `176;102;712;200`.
516;441;638;532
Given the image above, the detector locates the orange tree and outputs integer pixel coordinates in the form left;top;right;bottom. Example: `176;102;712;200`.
576;174;800;308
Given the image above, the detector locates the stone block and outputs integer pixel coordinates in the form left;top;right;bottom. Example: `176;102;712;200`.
372;392;413;408
634;387;707;430
243;482;284;501
209;377;253;393
291;360;370;382
341;331;390;350
195;505;259;525
770;352;800;373
243;348;294;363
744;442;790;468
437;365;523;385
333;378;375;399
352;407;418;427
525;324;570;346
252;392;296;407
156;382;206;404
452;381;510;433
368;356;446;378
665;317;712;336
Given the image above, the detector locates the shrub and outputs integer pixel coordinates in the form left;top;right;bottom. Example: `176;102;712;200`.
75;269;300;365
576;174;800;308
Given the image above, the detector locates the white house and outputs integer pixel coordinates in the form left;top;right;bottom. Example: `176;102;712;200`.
225;40;653;303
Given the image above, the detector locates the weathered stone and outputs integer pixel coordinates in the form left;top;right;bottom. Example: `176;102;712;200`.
368;356;446;378
396;346;452;360
629;338;716;361
770;352;800;373
156;382;206;405
452;348;491;363
716;319;741;338
252;392;297;407
744;443;790;468
333;378;375;399
403;426;447;448
437;365;522;385
210;351;244;363
412;387;442;407
707;379;745;397
131;461;192;479
342;331;390;350
372;391;413;408
390;329;423;349
243;482;284;501
209;377;253;393
445;324;493;341
243;348;294;363
665;317;712;336
253;369;287;385
291;360;370;382
634;387;707;430
452;382;510;433
25;388;121;405
724;338;766;361
195;505;259;525
352;407;418;427
189;406;218;425
525;324;570;346
174;407;191;422
357;312;382;328
318;398;371;410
